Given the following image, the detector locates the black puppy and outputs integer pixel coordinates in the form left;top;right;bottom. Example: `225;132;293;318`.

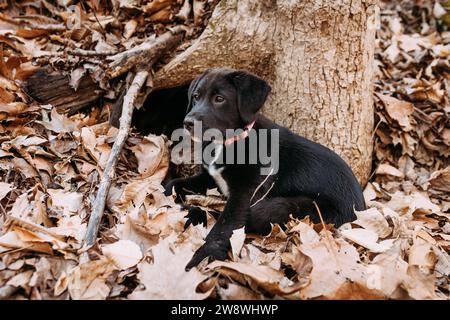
164;68;366;270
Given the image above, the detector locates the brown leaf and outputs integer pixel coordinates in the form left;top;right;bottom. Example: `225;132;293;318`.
67;258;116;300
50;216;86;242
0;102;27;118
130;135;167;177
370;242;408;298
15;29;48;39
123;20;138;40
353;207;392;238
0;230;53;254
331;282;384;300
409;239;436;274
193;0;205;25
299;238;368;299
149;8;172;22
230;227;245;261
402;266;436;299
69;67;86;91
12;158;38;178
102;240;143;270
0;87;15;103
48;189;83;215
129;236;211;300
176;0;191;20
208;260;299;295
0;182;12;201
218;283;264;300
341;228;395;253
428;166;450;192
80;126;111;168
376;163;405;178
144;0;173;14
376;94;414;131
38;108;81;133
6;270;34;289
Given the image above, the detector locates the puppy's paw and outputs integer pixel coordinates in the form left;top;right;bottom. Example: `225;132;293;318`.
184;206;208;230
185;238;229;271
163;179;186;202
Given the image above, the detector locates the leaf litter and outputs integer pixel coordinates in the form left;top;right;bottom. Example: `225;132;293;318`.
0;0;449;300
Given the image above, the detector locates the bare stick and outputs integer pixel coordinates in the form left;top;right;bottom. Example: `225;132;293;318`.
40;27;185;71
0;13;66;31
79;0;106;36
45;48;117;57
106;26;187;78
83;70;150;250
312;201;340;265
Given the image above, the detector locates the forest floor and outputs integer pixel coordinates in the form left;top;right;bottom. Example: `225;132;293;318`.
0;0;449;299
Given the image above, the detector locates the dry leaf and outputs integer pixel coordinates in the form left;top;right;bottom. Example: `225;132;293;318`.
353;207;392;238
0;182;12;201
38;108;81;133
376;163;405;178
377;94;414;131
208;261;298;295
102;240;143;270
218;283;263;300
299;238;368;299
130;135;167;177
123;20;138;39
290;221;320;244
428;166;450;192
48;189;83;215
176;0;191;20
230;227;245;261
193;0;205;25
69;67;86;91
402;266;436;299
67;258;116;300
129;236;211;300
341;228;395;253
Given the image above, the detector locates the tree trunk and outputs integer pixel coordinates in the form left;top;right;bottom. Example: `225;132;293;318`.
154;0;378;185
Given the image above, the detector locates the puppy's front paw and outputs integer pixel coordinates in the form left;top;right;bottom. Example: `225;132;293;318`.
185;238;229;271
184;206;208;230
163;179;186;202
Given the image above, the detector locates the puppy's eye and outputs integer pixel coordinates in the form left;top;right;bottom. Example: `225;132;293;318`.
192;93;199;101
214;95;225;103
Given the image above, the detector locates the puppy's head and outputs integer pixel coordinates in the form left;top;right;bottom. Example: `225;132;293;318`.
183;68;271;139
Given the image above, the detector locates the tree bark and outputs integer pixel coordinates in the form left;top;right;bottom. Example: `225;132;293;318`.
154;0;378;185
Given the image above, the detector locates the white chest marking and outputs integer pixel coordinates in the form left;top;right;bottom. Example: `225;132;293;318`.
205;145;229;197
208;164;229;197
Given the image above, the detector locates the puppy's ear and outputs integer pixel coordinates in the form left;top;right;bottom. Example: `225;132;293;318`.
187;69;210;113
231;71;271;124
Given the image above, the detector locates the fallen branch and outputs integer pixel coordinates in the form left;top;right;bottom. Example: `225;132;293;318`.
106;26;187;78
83;70;150;250
24;27;187;115
0;13;66;31
46;48;118;57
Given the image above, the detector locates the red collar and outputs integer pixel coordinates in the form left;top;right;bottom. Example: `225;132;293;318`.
224;120;256;146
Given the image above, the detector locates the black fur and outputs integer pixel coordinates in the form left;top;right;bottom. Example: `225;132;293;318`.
164;68;366;270
133;85;189;136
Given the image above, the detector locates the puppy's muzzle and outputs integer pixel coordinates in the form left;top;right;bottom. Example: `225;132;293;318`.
183;116;203;142
183;117;195;132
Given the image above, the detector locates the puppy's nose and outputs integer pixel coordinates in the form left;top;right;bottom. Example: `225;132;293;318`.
183;118;195;130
